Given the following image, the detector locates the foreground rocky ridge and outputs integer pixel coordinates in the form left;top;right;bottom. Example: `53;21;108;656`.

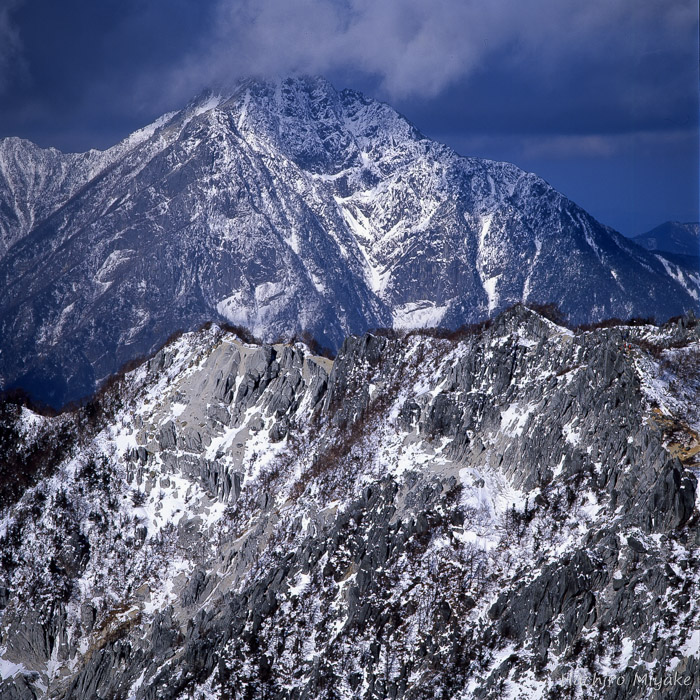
1;76;698;407
0;307;699;699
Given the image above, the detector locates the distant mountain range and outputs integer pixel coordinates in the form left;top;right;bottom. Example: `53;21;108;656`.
632;221;699;257
0;76;698;406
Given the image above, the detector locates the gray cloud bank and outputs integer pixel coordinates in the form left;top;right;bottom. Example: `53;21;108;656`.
3;0;696;142
159;0;696;120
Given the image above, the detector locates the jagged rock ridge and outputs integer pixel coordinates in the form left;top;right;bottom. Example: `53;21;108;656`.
0;76;698;406
0;307;698;698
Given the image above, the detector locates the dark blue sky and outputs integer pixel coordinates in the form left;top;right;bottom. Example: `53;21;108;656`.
0;0;697;236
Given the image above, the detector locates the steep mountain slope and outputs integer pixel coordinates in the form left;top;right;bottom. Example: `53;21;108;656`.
0;113;182;258
630;223;700;301
0;77;697;407
632;222;700;257
0;307;698;699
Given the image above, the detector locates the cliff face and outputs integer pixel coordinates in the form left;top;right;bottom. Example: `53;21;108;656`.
1;76;697;407
0;307;698;699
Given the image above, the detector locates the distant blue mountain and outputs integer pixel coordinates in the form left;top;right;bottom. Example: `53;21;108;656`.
632;221;699;257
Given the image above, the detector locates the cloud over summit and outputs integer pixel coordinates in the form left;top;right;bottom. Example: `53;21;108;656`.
1;0;696;234
163;0;696;115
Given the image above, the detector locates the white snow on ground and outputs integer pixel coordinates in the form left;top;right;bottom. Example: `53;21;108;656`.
569;210;605;268
500;401;536;437
216;283;290;338
96;250;134;282
236;89;250;130
655;254;700;301
19;406;44;432
122;111;177;149
562;421;581;446
475;214;501;313
636;339;700;433
170;402;187;417
521;237;542;303
0;654;26;681
142;559;191;616
336;203;389;294
289;573;311;597
192;94;227;118
482;276;500;313
392;301;449;329
681;629;700;657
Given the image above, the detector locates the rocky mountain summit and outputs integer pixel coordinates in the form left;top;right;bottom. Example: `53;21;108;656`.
0;306;698;699
0;76;697;407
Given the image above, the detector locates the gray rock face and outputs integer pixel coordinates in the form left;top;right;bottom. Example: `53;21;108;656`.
1;77;698;407
0;309;698;699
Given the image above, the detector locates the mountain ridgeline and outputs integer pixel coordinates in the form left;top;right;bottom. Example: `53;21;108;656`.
632;222;700;258
0;76;698;407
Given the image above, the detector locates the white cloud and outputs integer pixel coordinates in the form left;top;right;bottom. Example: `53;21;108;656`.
158;0;697;103
0;0;25;94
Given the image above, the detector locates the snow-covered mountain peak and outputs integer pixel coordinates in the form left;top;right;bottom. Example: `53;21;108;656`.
0;76;697;407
